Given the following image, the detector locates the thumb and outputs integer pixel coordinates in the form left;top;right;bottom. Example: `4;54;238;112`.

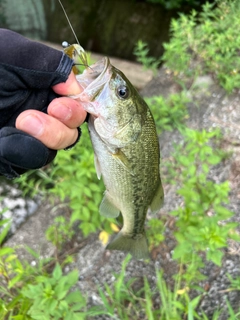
52;71;83;96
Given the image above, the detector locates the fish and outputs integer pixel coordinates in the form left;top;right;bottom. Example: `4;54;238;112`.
65;47;164;259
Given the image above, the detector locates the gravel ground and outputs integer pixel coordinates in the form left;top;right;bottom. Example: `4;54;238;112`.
0;180;40;235
4;62;240;319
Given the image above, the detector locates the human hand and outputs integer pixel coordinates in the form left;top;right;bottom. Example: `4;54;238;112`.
16;71;86;150
0;29;87;179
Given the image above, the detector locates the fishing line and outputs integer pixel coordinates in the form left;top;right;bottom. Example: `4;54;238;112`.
57;0;81;46
58;0;91;69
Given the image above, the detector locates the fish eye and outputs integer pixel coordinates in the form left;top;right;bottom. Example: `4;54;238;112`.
117;85;129;99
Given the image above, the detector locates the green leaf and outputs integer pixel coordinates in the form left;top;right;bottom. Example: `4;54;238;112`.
65;291;84;304
0;246;15;256
0;221;11;245
215;206;233;219
48;299;58;313
53;263;62;281
56;287;69;301
8;274;23;289
24;245;40;259
64;270;79;288
189;294;202;310
206;249;223;266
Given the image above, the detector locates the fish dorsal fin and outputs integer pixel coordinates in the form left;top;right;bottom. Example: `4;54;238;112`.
150;179;164;214
99;192;120;218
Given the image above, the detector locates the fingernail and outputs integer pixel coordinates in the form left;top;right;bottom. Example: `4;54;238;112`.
19;115;44;137
51;103;72;121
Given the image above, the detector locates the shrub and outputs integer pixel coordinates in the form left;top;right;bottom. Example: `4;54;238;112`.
146;92;189;133
162;0;240;92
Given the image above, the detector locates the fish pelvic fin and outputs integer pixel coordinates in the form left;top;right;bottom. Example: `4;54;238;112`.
106;231;149;260
150;179;164;214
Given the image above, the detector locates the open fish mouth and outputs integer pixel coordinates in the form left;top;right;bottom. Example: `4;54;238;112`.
86;57;110;81
75;57;111;94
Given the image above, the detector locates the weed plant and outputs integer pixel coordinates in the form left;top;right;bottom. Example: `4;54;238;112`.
0;236;92;319
162;0;240;92
145;92;190;133
133;40;161;74
165;129;238;278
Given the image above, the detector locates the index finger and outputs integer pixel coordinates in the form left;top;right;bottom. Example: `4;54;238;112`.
52;71;83;96
47;97;87;128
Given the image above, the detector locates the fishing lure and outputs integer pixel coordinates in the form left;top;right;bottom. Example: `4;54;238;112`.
58;0;89;74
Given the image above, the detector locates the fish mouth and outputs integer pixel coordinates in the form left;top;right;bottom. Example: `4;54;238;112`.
74;57;111;100
86;57;110;82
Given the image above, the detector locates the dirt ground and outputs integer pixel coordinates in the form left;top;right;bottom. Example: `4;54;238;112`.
5;53;240;319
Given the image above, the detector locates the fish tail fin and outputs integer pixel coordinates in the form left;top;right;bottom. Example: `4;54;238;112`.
106;232;149;260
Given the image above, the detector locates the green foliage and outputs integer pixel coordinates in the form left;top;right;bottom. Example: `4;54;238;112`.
96;256;223;319
97;255;139;318
162;0;240;92
0;229;97;319
146;92;190;133
0;233;46;318
22;264;86;320
133;40;161;74
164;128;238;282
154;270;204;320
226;300;240;319
45;215;75;252
228;274;240;292
0;207;11;246
0;233;231;320
146;217;165;248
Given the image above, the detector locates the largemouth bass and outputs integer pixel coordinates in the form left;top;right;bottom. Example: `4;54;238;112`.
66;46;164;259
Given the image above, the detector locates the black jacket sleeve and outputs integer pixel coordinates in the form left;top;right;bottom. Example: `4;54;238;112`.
0;29;74;178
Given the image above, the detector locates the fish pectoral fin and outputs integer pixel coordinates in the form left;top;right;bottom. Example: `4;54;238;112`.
111;149;134;176
106;231;150;260
94;153;102;180
99;193;120;218
150;180;164;214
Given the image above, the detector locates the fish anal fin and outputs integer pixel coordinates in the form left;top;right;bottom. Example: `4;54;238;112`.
150;180;164;214
106;231;149;260
99;193;120;218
